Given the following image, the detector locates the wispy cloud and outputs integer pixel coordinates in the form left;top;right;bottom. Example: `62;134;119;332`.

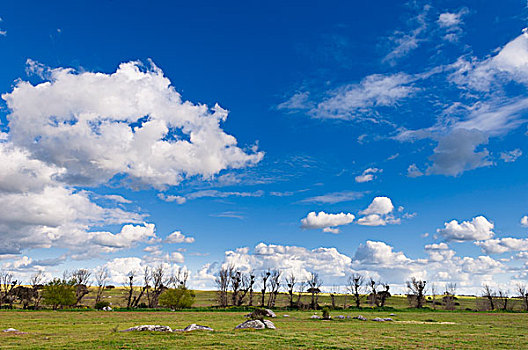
300;191;365;204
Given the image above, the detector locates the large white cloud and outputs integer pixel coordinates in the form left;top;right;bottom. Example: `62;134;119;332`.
356;196;400;226
300;211;355;233
437;215;494;241
475;237;528;254
223;243;353;279
2;60;263;189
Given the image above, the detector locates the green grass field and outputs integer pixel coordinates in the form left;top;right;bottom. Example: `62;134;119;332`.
1;309;528;349
2;289;527;349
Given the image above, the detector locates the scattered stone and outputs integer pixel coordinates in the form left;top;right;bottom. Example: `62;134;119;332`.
2;328;27;335
335;315;346;319
283;314;290;317
390;313;396;316
310;315;322;319
120;325;173;332
245;308;276;319
235;319;276;330
371;317;393;322
173;324;214;332
353;315;367;321
383;318;394;322
102;306;112;311
3;328;19;332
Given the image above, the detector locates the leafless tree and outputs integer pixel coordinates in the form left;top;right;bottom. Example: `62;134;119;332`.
378;283;391;307
347;273;363;308
267;270;281;308
215;266;231;307
296;281;306;308
442;283;457;311
407;277;427;308
497;289;510;311
286;273;296;308
72;269;92;305
30;271;44;309
149;264;168;308
125;271;137;308
517;284;528;311
169;267;189;288
307;272;322;309
482;284;495;311
260;270;271;307
247;273;255;306
94;267;109;304
229;269;243;306
367;278;379;307
0;271;18;308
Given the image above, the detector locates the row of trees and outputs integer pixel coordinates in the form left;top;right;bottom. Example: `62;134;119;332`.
0;265;195;310
214;267;528;311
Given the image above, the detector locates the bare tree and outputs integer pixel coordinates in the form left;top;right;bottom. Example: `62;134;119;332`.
286;273;296;308
407;277;427;308
125;271;136;308
30;271;44;309
0;271;18;309
517;284;528;311
260;270;271;307
307;272;322;309
442;283;457;311
94;267;109;304
296;281;306;308
247;273;256;306
169;267;189;288
482;284;495;311
497;289;510;311
367;278;379;307
215;266;230;307
378;283;391;307
267;270;281;308
235;272;253;306
72;269;92;305
229;269;243;306
347;273;363;308
431;283;437;310
149;265;168;308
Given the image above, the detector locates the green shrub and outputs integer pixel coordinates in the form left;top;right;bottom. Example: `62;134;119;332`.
322;306;331;319
94;301;110;310
159;286;195;309
42;278;76;310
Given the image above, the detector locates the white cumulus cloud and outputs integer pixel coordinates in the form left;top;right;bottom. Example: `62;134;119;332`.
437;215;494;241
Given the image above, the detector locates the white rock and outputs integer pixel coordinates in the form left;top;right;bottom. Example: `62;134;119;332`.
120;325;173;332
235;319;276;330
2;328;19;332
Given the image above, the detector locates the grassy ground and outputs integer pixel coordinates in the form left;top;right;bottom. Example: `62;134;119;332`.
1;309;527;349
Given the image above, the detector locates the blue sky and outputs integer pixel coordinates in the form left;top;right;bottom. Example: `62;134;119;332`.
1;0;528;293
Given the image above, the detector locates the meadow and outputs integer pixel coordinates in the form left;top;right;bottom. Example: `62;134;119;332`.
1;289;528;349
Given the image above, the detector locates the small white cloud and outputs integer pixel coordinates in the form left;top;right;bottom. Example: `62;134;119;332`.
475;237;528;254
355;167;382;183
521;215;528;227
301;211;355;232
437;216;494;241
407;164;424;178
360;196;394;215
158;193;187;204
500;149;522;163
165;231;195;244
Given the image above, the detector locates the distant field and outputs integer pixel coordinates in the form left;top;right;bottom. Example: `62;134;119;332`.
1;309;528;349
76;287;527;311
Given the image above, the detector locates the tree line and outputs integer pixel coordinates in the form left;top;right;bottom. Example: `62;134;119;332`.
0;265;195;310
215;266;528;311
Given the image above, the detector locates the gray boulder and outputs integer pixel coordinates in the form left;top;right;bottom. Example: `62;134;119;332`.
235;319;276;330
246;309;276;319
283;314;290;317
372;317;385;322
174;324;214;332
310;315;322;319
3;328;19;332
120;325;172;332
353;315;367;321
335;315;346;319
